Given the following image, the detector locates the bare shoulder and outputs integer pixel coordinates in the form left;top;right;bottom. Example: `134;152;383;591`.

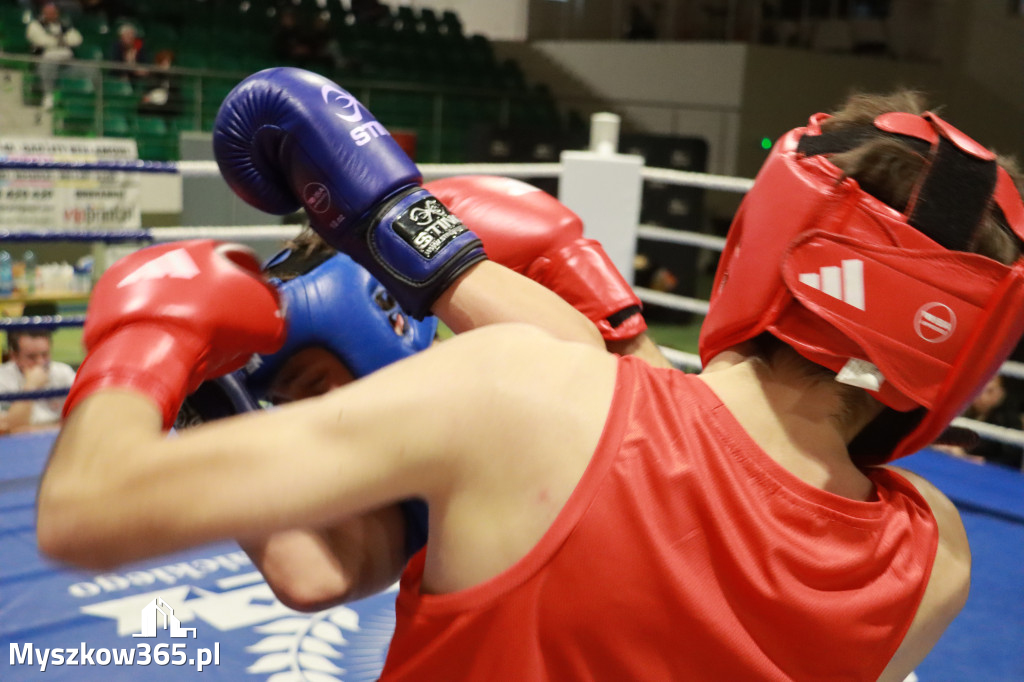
885;467;969;560
876;466;970;682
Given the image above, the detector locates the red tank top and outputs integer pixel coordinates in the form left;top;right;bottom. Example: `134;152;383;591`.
380;356;939;681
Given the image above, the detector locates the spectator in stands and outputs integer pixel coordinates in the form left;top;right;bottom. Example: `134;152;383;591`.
351;0;390;25
80;0;128;22
0;329;76;433
107;22;149;83
25;1;83;110
933;374;1024;469
138;49;182;119
272;9;339;75
625;2;658;40
959;376;1024;470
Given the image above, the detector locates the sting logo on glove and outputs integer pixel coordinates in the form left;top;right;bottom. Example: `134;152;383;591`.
321;84;364;123
321;84;389;146
394;197;468;259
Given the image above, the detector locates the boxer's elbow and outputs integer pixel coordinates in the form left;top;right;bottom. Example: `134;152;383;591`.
37;470;145;570
37;486;126;570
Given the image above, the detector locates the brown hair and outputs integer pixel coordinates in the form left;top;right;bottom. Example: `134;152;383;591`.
821;89;1024;265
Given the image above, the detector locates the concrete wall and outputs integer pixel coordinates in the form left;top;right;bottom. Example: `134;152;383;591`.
529;41;746;175
402;0;530;40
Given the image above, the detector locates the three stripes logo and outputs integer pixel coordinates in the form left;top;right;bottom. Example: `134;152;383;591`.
797;259;865;310
797;257;957;343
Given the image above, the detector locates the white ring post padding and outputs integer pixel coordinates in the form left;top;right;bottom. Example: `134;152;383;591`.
589;113;621;156
557;113;642;284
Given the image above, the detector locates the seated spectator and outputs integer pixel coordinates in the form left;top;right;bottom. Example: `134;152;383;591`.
272;9;338;75
138;49;182;119
964;375;1024;469
25;1;83;110
0;329;76;433
107;22;149;83
935;374;1024;469
80;0;128;22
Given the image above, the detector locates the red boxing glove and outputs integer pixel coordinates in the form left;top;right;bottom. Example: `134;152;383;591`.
425;175;646;341
64;240;286;430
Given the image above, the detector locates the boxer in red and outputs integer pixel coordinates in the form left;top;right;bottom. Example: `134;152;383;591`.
38;70;1024;681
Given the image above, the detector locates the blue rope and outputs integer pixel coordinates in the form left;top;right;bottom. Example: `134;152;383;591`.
0;315;86;330
0;387;69;402
0;159;179;174
0;229;153;243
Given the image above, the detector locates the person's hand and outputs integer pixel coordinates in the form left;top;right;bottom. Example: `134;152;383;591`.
22;364;49;392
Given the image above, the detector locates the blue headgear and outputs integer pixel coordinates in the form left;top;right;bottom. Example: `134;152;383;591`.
244;247;439;400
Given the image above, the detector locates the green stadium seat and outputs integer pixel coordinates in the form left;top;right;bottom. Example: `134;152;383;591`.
102;114;134;138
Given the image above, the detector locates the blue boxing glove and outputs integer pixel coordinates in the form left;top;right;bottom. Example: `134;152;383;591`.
244;246;438;400
213;67;486;318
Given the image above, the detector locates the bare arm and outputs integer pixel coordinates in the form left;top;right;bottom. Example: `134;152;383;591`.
240;508;408;612
38;319;612;576
238;260;606;603
877;467;971;682
434;260;604;347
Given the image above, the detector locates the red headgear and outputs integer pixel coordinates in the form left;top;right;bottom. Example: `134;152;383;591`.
699;111;1024;463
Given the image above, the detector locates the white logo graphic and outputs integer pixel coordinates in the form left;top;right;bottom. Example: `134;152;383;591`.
797;258;865;310
303;182;331;213
133;597;196;638
914;302;956;343
321;85;364;123
77;565;394;680
117;248;200;288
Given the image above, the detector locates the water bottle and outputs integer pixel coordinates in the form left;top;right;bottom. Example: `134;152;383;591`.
0;250;13;296
23;249;36;294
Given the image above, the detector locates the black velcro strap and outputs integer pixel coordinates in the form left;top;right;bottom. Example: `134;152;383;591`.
606;304;643;329
796;125;932;159
265;246;334;280
797;123;996;252
908;136;997;252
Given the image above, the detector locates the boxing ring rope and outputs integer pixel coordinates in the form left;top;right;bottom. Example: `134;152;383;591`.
1;156;1023;459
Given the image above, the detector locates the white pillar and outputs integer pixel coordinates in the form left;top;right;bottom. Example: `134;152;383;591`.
558;113;643;284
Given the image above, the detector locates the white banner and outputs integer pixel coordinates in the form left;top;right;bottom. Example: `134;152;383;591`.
0;137;141;230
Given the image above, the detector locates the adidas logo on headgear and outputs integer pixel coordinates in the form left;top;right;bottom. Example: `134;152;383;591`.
797;259;865;310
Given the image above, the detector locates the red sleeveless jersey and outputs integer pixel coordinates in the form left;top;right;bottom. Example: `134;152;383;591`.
380;356;939;681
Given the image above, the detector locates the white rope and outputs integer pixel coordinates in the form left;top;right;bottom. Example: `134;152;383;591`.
170;161;563;180
641;166;755;193
634;286;710;315
174;161;223;177
150;226;302;241
637;224;726;251
420;163;562;179
951;417;1024;448
659;347;702;371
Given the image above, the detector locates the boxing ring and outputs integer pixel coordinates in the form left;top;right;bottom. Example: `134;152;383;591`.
0;147;1022;680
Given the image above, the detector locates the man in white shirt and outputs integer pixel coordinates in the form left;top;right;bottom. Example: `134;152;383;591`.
25;2;83;110
0;330;76;432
